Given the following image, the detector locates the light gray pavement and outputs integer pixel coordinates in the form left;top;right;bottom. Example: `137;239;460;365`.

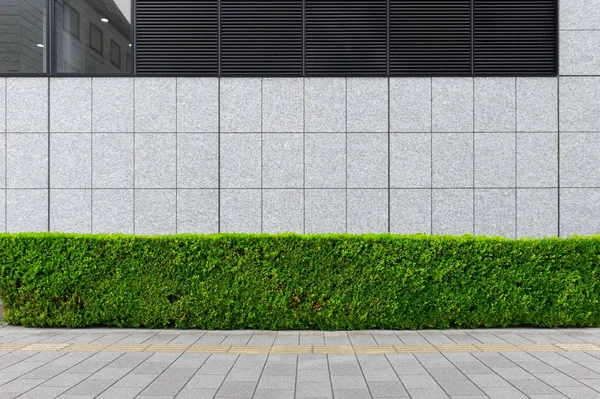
1;325;600;398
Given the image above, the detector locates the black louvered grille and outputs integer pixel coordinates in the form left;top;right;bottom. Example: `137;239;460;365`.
304;0;388;76
135;0;218;75
390;0;472;76
220;1;303;76
474;0;557;76
133;0;558;77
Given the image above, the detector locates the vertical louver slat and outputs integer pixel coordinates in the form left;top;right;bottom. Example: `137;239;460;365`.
305;0;388;76
220;1;303;76
474;0;557;76
390;0;472;76
135;0;218;75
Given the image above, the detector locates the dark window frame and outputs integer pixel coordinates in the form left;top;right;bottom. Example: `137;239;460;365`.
63;1;80;40
110;39;122;69
89;22;104;56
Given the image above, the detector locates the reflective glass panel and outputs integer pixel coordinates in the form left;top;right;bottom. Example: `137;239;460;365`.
53;0;131;74
0;0;47;73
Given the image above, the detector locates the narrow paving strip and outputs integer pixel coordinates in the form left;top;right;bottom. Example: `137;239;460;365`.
1;326;600;398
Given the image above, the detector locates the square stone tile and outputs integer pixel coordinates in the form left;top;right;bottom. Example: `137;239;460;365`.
432;189;473;235
560;77;600;132
474;133;515;188
220;78;261;133
432;78;473;133
134;189;177;235
135;133;176;189
347;189;388;234
51;78;91;133
560;133;600;187
176;78;218;133
256;375;295;390
516;78;558;132
390;78;431;133
50;190;91;233
6;78;48;133
368;381;409;398
517;132;558;188
262;189;304;234
432;133;473;188
390;189;431;234
135;78;176;133
333;389;372;399
215;381;257;398
0;78;5;133
474;78;516;133
220;189;261;233
0;189;6;232
220;134;261;188
6;190;47;233
305;189;346;233
561;31;600;75
305;78;346;133
92;133;134;189
347;78;388;133
305;133;346;188
296;380;333;398
177;134;218;189
177;189;219;234
263;78;303;133
347;133;388;188
7;134;47;189
92;189;134;234
263;133;303;189
390;133;431;188
92;77;134;133
560;188;600;236
560;0;600;30
140;380;187;396
474;189;516;238
50;133;92;189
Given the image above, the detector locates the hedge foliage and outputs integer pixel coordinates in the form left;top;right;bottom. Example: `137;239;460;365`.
0;233;599;329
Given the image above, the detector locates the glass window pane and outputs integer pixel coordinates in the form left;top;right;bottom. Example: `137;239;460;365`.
53;0;132;74
0;0;47;73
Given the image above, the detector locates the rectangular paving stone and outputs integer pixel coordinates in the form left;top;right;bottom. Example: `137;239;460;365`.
139;379;187;396
296;381;333;398
333;389;372;399
438;379;485;396
256;375;296;390
96;386;144;399
407;387;450;399
368;381;409;397
66;379;116;395
509;378;560;395
215;380;257;398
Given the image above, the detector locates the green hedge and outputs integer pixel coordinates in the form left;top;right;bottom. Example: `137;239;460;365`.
0;233;599;329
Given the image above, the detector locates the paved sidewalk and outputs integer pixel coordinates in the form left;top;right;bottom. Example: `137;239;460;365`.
1;326;600;398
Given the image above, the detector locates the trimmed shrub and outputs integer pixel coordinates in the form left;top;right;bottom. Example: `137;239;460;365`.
0;233;599;329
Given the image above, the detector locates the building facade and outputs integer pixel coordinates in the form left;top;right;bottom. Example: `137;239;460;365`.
0;0;597;238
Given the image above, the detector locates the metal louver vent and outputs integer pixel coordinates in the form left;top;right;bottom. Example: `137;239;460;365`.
135;0;218;75
390;0;472;76
474;0;557;76
304;0;387;76
220;1;303;76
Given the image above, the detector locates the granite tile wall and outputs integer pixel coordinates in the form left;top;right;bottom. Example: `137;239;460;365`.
0;0;597;237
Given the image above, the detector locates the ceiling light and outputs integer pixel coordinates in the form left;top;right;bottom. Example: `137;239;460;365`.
128;44;132;47
101;18;109;23
37;44;44;48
